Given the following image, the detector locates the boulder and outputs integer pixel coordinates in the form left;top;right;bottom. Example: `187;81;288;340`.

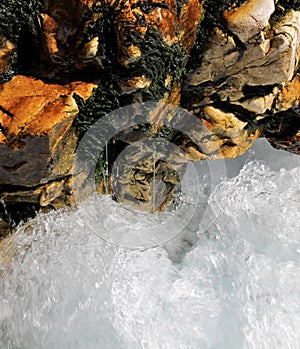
0;75;95;234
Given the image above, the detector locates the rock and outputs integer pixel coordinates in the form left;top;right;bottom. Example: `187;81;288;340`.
0;75;96;187
264;107;300;155
0;236;15;266
275;75;300;112
223;0;275;43
38;0;203;99
232;90;278;114
38;0;104;75
0;0;300;227
0;35;15;76
0;178;69;207
272;10;300;83
0;217;10;239
188;10;300;88
185;8;300;163
0;74;96;227
100;139;187;212
173;106;261;161
266;127;300;155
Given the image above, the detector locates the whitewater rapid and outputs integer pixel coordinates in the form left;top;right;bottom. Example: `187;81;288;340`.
0;139;300;349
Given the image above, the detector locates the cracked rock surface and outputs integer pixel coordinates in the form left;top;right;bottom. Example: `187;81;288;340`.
184;3;300;160
0;0;299;235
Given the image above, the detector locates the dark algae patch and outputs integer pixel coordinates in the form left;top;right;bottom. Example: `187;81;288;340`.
270;0;300;25
128;28;186;101
0;0;44;82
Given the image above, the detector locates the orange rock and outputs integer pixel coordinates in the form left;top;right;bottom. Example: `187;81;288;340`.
275;75;300;112
116;0;203;67
0;75;96;186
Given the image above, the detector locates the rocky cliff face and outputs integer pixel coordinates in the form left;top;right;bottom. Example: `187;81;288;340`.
0;0;299;236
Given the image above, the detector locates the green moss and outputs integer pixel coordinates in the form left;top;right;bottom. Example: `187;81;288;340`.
75;25;187;130
74;3;206;184
128;28;186;101
0;0;43;42
73;81;122;137
0;0;44;82
83;1;120;68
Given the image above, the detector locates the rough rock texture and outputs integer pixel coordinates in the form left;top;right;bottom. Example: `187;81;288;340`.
0;75;95;235
223;0;275;43
36;0;205;212
184;3;300;160
0;76;95;187
0;75;95;187
0;0;300;235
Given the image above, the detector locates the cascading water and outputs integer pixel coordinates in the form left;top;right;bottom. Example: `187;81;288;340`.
0;139;300;349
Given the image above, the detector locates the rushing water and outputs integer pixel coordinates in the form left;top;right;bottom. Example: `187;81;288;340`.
0;139;300;349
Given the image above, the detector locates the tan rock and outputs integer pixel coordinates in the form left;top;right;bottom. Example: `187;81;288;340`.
174;106;262;161
0;237;16;266
202;106;261;158
0;218;10;239
120;75;152;94
189;10;300;88
188;27;238;85
96;136;187;212
0;178;68;207
223;0;275;43
185;9;300;160
232;91;277;114
1;188;41;204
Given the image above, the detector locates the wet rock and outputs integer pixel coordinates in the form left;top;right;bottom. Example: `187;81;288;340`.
264;107;300;155
102;139;187;212
267;131;300;155
0;75;96;187
0;0;300;222
0;75;95;226
185;7;300;161
173;106;261;161
38;0;104;76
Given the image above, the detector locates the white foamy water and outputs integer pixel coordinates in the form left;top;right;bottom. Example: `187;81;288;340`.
0;139;300;349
